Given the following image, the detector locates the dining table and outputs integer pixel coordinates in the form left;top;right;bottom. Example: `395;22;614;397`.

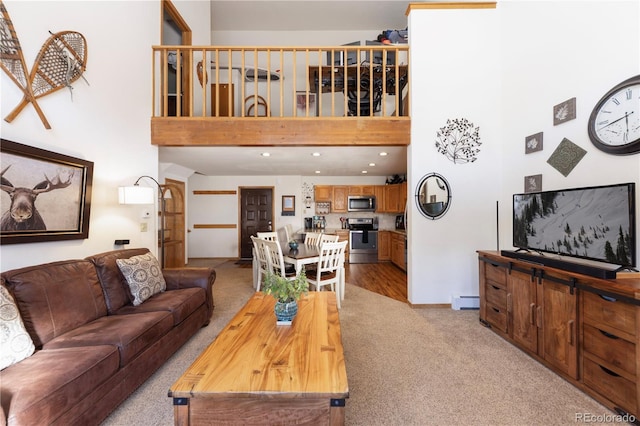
281;242;320;276
281;242;346;304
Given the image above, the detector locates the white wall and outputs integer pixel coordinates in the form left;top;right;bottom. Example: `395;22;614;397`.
407;0;640;305
0;0;210;272
498;0;640;255
407;6;501;304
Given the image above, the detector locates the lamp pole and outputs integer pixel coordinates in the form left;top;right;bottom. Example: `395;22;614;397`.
133;175;166;268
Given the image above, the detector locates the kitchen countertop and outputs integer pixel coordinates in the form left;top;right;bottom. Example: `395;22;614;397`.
300;228;405;235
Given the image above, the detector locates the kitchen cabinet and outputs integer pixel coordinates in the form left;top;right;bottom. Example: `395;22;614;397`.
332;186;348;213
349;185;375;195
314;185;332;202
374;186;386;212
478;251;639;418
335;230;350;263
390;232;406;271
378;231;390;261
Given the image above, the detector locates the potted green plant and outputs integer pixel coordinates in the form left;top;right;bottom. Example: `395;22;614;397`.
262;268;308;325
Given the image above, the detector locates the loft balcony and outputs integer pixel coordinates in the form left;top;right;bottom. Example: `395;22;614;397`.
151;45;410;147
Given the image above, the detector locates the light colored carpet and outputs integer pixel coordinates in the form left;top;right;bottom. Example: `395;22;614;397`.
102;262;616;425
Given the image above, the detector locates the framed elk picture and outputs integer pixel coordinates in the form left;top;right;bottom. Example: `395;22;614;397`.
0;139;93;244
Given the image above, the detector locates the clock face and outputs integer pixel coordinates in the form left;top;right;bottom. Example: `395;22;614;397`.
588;75;640;154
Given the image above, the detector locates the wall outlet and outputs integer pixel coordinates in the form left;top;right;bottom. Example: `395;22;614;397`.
140;222;148;232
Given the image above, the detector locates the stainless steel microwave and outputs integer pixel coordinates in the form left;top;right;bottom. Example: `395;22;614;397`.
347;196;376;212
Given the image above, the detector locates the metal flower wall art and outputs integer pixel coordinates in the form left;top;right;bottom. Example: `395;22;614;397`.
435;118;482;164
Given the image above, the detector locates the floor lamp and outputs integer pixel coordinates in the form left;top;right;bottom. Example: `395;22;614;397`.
118;175;165;268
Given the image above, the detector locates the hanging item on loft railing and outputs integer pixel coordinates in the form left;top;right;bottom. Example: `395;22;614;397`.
0;1;88;129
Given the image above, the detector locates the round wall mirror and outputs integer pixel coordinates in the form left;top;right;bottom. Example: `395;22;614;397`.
415;173;451;219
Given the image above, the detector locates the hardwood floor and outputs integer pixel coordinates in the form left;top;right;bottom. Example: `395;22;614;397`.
187;258;408;304
344;262;407;303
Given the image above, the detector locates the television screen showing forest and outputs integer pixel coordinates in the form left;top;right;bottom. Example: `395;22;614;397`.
513;183;636;267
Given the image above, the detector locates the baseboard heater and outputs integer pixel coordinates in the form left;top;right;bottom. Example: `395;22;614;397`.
452;295;479;310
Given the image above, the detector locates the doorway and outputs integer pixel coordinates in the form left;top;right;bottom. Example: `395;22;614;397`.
161;179;185;268
239;187;274;259
162;0;192;116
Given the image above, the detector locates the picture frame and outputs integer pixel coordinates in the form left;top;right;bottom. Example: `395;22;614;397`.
282;195;295;216
1;139;93;244
296;91;317;117
553;97;576;126
525;132;543;154
524;174;542;193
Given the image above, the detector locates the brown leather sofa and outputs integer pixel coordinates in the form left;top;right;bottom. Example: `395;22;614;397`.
0;248;215;426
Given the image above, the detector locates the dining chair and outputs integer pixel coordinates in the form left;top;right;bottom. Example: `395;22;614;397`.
305;240;347;309
262;239;298;281
283;224;295;242
257;231;279;241
317;233;339;246
304;231;322;246
250;236;270;291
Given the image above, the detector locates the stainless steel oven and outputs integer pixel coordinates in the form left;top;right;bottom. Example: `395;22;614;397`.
348;217;378;263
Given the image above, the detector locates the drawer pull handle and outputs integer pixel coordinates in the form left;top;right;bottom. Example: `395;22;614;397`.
599;294;618;303
599;365;621;377
492;285;500;290
599;329;620;340
492;307;500;313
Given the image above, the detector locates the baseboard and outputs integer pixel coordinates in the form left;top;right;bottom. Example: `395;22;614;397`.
410;303;451;309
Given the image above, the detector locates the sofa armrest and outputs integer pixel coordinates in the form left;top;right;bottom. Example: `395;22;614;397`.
163;268;215;322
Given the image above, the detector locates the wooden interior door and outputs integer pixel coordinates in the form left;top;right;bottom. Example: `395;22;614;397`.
211;83;234;116
161;179;185;268
240;187;273;259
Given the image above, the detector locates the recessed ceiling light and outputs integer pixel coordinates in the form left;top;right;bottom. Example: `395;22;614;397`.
369;163;376;167
311;152;321;157
361;170;368;174
261;152;270;157
315;170;321;174
379;152;388;156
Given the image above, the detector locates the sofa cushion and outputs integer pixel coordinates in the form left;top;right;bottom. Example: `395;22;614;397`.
114;287;205;325
116;252;166;306
0;283;35;370
86;248;151;314
0;346;119;426
1;260;108;348
43;311;173;367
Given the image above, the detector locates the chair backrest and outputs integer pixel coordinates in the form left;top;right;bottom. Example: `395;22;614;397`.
261;239;288;278
304;232;322;246
317;233;339;246
283;224;294;242
257;231;278;241
251;236;269;269
317;240;348;274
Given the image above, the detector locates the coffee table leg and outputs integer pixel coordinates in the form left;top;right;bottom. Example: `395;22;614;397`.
173;397;190;426
330;398;346;425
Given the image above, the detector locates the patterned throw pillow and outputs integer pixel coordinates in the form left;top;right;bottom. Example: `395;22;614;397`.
0;284;35;370
116;253;166;306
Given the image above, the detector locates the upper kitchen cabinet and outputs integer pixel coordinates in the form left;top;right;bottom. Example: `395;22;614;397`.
314;185;332;202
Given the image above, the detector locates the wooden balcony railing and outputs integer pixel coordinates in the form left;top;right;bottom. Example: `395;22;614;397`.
152;45;409;119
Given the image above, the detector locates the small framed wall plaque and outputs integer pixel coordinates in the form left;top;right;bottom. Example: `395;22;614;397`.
525;132;543;154
553;97;576;125
524;174;542;193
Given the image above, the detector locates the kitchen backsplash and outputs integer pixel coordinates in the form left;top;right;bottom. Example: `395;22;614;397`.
307;212;398;230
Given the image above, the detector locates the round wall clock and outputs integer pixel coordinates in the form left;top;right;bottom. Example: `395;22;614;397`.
588;74;640;155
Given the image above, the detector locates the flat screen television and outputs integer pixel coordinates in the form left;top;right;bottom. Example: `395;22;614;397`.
326;41;360;66
512;182;636;268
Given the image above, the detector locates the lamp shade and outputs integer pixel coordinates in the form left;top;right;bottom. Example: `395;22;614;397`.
118;186;155;204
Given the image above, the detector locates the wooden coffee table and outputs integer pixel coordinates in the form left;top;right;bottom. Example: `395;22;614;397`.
169;291;349;425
